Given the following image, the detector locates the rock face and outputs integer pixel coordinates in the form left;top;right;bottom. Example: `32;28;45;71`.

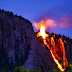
37;32;72;71
0;10;56;72
0;10;72;72
65;39;72;63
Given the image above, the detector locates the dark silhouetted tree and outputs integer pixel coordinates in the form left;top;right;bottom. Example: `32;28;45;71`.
6;11;9;14
2;9;5;12
59;34;61;38
10;12;13;16
15;14;17;17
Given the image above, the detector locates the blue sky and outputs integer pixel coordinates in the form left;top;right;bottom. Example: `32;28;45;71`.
0;0;72;38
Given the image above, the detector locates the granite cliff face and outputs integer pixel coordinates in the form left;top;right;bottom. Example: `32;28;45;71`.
0;10;72;72
0;10;56;72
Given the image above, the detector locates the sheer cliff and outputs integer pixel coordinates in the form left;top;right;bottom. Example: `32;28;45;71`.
0;10;55;72
0;10;72;72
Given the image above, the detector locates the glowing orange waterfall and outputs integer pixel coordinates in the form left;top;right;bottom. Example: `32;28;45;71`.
36;24;68;72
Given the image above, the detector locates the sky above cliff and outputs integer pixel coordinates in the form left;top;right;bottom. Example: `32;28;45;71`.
0;0;72;38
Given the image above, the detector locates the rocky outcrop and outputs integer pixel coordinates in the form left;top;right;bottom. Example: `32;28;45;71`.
0;10;56;72
65;39;72;63
0;10;72;72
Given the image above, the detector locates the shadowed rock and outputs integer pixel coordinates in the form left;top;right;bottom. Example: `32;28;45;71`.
0;10;55;72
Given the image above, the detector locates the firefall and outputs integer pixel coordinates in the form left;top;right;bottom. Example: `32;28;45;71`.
35;23;68;72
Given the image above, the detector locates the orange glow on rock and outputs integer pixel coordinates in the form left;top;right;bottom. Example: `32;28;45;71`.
34;19;56;30
40;24;47;39
36;23;68;72
36;23;48;39
50;51;65;71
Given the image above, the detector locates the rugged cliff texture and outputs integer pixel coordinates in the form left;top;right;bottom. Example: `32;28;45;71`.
0;10;56;72
36;31;72;71
0;10;72;72
65;39;72;63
